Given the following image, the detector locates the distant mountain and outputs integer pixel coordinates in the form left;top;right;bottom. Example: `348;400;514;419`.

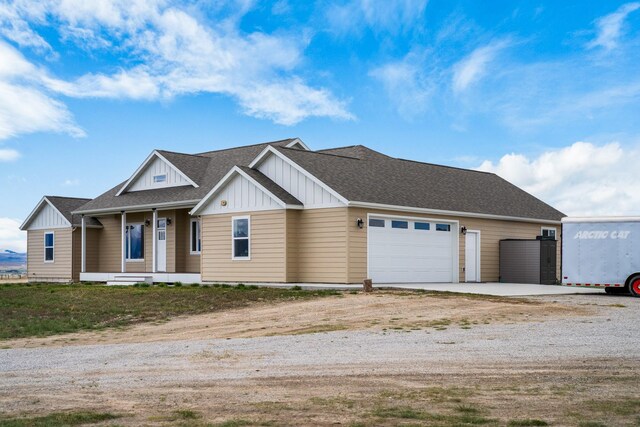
0;250;27;267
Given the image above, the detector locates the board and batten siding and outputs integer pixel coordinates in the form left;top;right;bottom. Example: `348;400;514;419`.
128;156;192;192
27;201;69;230
347;207;561;283
199;173;282;215
27;228;73;282
200;210;287;282
257;153;344;208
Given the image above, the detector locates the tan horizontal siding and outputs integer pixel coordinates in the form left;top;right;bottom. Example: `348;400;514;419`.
27;228;73;282
95;214;122;273
348;207;561;283
294;207;348;283
85;228;100;273
201;210;287;282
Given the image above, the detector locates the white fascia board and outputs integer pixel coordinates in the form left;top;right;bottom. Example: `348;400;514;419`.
190;166;291;216
73;200;201;216
349;201;563;225
115;150;199;196
20;196;72;230
248;146;349;205
562;216;640;223
285;138;310;151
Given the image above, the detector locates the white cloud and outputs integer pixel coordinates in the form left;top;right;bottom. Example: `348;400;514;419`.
0;148;20;161
452;40;509;93
0;40;84;140
0;0;352;132
370;52;434;117
588;2;640;50
326;0;428;35
0;217;26;253
63;178;80;186
477;141;640;216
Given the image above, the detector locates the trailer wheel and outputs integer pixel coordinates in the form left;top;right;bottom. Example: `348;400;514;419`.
630;275;640;298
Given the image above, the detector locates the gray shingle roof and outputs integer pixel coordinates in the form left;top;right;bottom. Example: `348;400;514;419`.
45;196;103;227
75;139;297;214
74;139;562;222
275;146;564;221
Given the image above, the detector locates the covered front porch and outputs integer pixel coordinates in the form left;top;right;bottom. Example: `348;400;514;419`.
78;207;201;284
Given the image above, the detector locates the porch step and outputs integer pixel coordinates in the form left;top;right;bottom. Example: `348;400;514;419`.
106;275;153;286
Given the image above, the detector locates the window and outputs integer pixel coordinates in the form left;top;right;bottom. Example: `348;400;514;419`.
391;220;408;229
190;219;201;254
125;224;144;261
369;218;385;228
436;224;451;232
153;174;167;183
541;227;557;239
44;232;54;262
414;222;430;230
232;217;250;259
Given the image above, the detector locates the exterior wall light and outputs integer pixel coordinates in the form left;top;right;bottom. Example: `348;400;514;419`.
356;218;364;229
461;226;467;235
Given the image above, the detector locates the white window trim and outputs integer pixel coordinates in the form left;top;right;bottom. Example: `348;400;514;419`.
44;231;54;263
190;218;201;255
125;222;145;262
541;226;557;239
231;215;251;261
153;174;167;183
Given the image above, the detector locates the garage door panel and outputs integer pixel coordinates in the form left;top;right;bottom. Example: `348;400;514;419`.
368;217;455;283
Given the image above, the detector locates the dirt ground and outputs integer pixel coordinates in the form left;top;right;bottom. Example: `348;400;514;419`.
3;291;589;348
1;292;639;426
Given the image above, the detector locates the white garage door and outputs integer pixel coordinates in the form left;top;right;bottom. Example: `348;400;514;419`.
368;216;456;283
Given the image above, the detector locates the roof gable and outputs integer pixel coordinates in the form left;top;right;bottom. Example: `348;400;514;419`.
191;166;302;215
20;196;97;230
249;145;349;206
116;150;200;196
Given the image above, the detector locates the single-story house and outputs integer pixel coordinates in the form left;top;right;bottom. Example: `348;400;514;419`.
20;138;563;285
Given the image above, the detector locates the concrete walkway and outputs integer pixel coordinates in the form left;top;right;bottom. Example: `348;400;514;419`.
232;282;605;297
380;282;605;296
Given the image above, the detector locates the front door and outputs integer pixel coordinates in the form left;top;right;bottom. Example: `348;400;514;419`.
157;218;167;272
465;231;480;282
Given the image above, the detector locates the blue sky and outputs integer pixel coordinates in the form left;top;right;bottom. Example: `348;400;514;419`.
1;0;640;251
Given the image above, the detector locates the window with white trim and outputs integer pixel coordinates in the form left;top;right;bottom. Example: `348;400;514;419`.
190;218;201;254
125;223;145;261
44;232;54;262
541;227;557;239
153;174;167;183
232;216;250;259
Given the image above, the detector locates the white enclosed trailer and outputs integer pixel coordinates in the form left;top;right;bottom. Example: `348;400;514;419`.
562;217;640;297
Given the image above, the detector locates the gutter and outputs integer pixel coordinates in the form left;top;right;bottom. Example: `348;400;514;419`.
72;200;201;216
347;201;563;225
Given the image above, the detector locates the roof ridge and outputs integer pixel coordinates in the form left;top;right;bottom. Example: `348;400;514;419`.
45;195;92;201
278;146;361;160
194;138;296;156
317;145;359;152
394;158;494;175
156;149;206;158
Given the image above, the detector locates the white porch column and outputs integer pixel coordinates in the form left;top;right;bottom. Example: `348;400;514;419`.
152;209;157;273
121;211;126;273
81;215;86;274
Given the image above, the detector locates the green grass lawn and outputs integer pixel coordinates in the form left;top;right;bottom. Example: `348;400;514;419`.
0;283;338;340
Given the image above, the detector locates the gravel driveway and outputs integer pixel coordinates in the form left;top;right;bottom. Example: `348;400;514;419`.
1;294;638;425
